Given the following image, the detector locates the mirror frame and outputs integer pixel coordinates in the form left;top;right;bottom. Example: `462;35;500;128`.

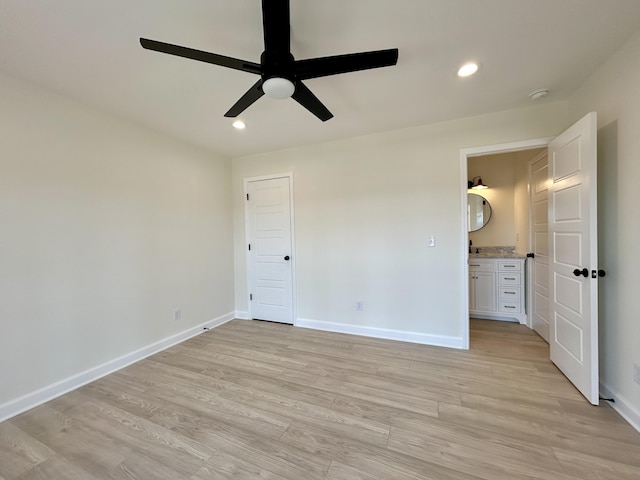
468;193;492;232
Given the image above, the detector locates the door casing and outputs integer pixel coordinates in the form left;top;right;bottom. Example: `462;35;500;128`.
460;138;553;349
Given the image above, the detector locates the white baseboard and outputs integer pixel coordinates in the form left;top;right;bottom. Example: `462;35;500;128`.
234;311;251;320
600;382;640;434
0;312;235;423
295;318;465;349
471;312;527;324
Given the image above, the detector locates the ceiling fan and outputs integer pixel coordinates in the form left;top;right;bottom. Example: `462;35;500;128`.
140;0;399;121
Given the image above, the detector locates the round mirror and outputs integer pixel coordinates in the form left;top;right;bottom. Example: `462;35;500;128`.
468;193;492;232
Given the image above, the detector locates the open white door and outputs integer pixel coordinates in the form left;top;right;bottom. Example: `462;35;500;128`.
246;176;294;324
548;112;599;405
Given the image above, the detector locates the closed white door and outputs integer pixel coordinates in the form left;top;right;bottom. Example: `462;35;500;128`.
529;151;550;342
548;112;599;405
246;176;294;324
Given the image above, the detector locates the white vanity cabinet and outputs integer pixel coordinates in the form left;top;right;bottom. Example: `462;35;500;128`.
468;260;496;313
469;257;526;323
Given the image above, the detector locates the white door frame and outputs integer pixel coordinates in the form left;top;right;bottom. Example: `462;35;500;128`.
243;172;297;324
460;138;553;349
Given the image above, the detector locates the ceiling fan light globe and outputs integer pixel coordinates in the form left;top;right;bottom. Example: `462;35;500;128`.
263;77;295;99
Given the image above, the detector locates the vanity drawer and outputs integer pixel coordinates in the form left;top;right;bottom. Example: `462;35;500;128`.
498;261;521;271
468;261;495;272
498;272;521;285
499;286;521;301
499;302;521;313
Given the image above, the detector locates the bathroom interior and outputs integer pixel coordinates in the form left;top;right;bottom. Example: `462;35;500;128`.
467;148;547;335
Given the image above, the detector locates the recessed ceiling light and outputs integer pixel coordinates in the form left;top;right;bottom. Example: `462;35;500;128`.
458;62;479;77
232;120;246;130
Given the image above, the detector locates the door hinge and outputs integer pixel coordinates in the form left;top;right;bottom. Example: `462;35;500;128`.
526;252;535;258
248;244;251;251
249;293;253;301
246;193;249;201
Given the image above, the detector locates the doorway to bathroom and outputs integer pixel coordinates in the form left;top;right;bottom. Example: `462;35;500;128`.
467;147;547;336
460;112;601;405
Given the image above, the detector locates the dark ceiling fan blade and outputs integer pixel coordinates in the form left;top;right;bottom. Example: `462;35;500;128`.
291;81;333;121
294;48;399;80
261;0;290;55
140;38;261;75
224;79;265;117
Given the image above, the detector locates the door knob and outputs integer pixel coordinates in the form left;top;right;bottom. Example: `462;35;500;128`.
284;255;290;261
573;268;588;277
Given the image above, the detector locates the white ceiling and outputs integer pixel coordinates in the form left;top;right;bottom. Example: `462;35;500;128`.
2;0;640;158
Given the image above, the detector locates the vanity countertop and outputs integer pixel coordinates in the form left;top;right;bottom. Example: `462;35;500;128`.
469;252;526;259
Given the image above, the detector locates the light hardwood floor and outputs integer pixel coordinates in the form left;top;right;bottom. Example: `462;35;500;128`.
1;319;639;479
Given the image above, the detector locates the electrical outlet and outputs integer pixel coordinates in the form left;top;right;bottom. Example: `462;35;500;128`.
356;301;364;311
173;308;182;321
634;363;640;385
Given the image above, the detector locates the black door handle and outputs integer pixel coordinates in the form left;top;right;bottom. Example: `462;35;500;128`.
573;268;588;277
284;255;290;261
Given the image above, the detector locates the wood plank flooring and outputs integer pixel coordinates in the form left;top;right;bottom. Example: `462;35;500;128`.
1;319;639;479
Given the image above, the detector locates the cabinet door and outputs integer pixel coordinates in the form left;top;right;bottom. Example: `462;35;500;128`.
474;271;496;312
468;272;483;310
469;273;475;310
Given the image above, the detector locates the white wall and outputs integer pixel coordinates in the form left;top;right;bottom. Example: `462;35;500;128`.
568;28;640;425
233;102;569;343
0;74;234;410
468;153;517;248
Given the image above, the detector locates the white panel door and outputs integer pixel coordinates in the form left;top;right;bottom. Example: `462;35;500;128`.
246;177;294;324
529;151;550;342
548;112;599;405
